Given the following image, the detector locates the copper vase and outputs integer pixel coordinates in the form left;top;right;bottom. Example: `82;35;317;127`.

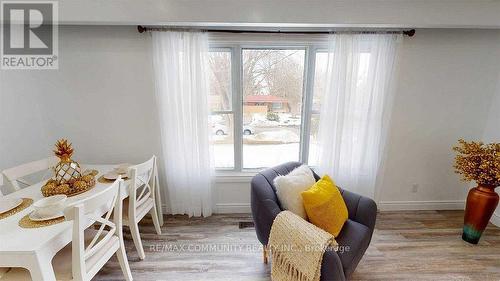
462;184;499;244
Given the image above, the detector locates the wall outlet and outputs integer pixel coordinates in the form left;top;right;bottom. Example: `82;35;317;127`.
411;183;419;193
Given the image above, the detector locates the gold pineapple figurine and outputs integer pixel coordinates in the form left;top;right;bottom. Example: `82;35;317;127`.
53;139;82;184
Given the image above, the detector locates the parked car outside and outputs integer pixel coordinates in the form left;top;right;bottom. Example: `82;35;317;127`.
211;124;255;135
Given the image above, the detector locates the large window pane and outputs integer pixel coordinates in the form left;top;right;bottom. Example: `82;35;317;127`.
312;52;329;112
208;50;233;168
208;51;232;111
308;51;328;166
308;113;321;166
308;51;371;166
209;114;234;168
242;49;305;169
312;51;371;113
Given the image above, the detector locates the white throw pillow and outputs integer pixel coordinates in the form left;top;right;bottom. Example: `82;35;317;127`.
273;165;316;219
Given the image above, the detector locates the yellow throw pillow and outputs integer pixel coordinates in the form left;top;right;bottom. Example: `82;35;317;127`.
301;175;348;237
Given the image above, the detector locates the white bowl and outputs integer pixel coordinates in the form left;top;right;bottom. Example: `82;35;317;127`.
33;195;67;217
114;163;131;175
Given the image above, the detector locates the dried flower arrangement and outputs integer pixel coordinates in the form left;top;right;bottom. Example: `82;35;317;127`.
453;139;500;186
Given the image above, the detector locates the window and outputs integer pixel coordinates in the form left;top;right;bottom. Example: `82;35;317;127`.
242;49;305;169
307;51;372;166
207;39;333;171
308;51;328;166
208;50;234;168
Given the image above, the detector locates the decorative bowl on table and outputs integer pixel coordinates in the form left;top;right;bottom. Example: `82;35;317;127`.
40;139;99;197
41;172;97;197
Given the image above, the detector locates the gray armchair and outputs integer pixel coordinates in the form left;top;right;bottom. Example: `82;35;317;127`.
251;162;377;281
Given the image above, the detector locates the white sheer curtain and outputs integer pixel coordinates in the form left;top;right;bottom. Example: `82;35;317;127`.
152;31;212;217
315;34;401;199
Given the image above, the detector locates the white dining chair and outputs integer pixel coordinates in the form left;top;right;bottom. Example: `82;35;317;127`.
124;156;162;260
2;156;58;192
1;178;133;281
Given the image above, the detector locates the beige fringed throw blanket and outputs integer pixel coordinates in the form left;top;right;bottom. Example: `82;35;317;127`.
269;211;338;281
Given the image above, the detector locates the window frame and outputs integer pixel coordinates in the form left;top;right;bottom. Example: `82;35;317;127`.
208;48;236;170
209;38;328;173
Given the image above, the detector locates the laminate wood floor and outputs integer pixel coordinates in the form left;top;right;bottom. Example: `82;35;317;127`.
96;211;500;281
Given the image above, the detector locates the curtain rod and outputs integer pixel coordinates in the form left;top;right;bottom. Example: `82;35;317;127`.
137;25;416;37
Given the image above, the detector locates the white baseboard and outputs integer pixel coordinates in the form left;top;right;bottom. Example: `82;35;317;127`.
162;200;471;215
378;200;465;211
161;203;251;214
214;203;251;214
490;212;500;227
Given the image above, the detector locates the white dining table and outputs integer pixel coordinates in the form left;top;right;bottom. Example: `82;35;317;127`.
0;164;163;281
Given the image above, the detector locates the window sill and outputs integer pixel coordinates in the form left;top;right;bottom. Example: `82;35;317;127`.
214;171;258;183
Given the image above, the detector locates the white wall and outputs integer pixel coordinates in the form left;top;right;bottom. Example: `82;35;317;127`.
48;0;500;28
0;26;162;194
378;29;500;210
0;71;53;188
1;27;500;213
482;73;500;226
